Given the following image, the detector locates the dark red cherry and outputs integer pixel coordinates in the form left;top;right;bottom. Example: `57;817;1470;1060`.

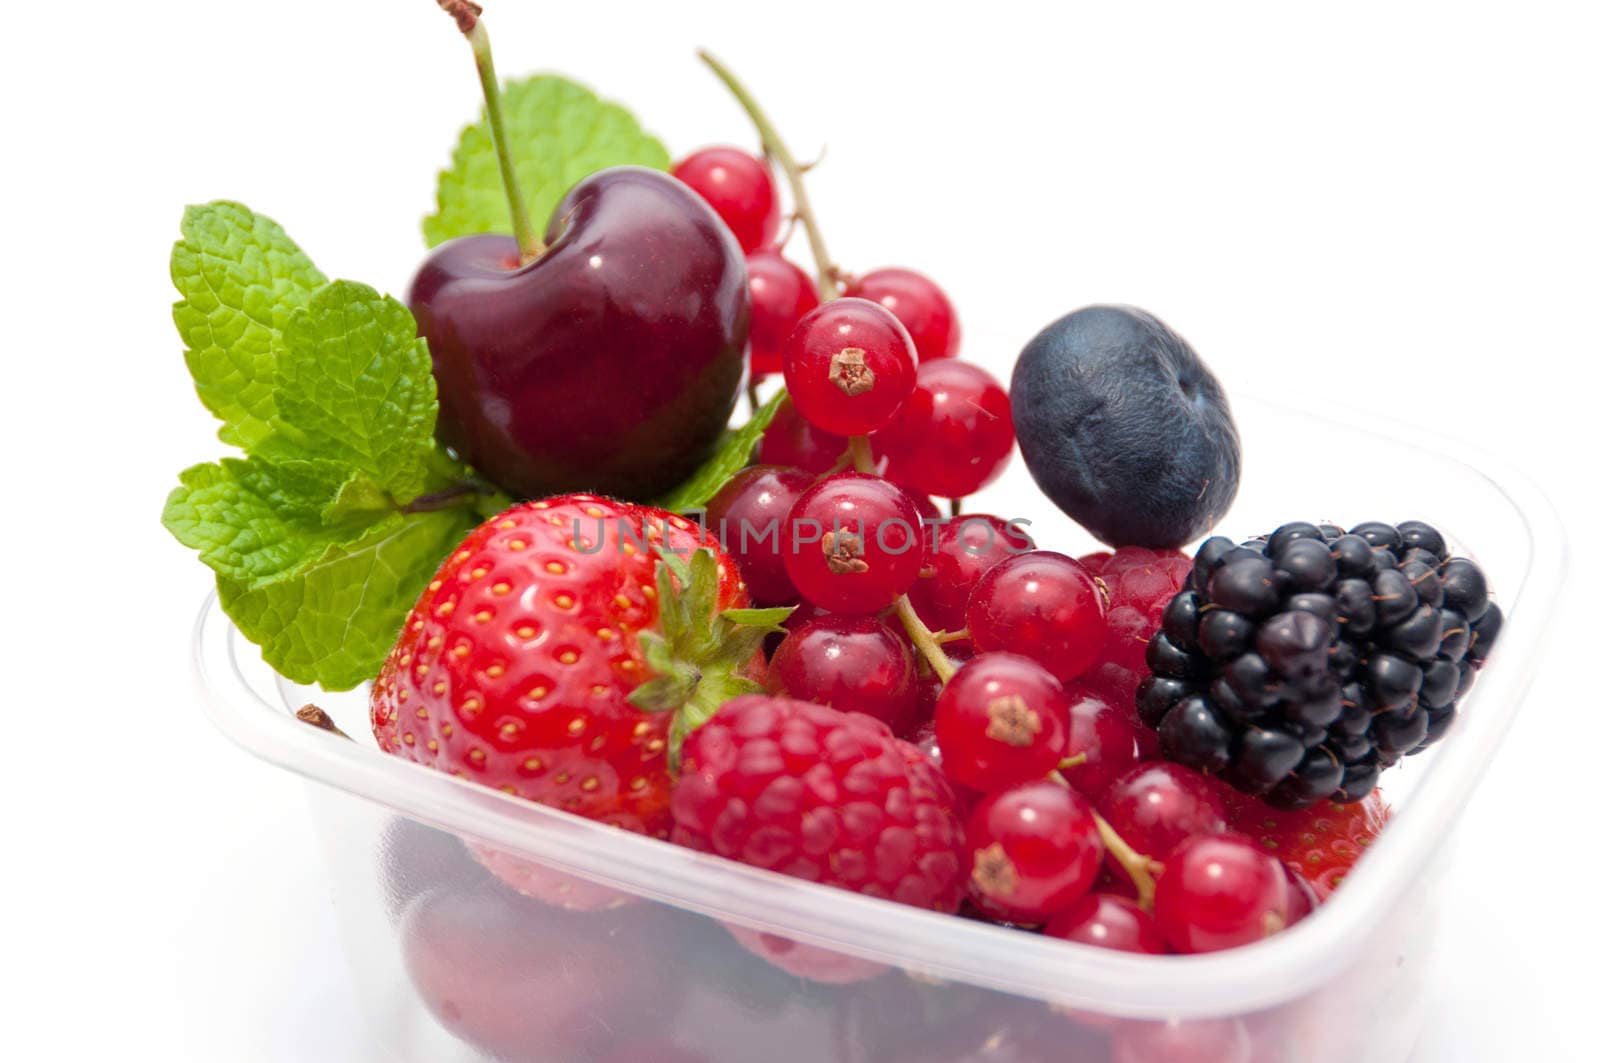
409;167;749;499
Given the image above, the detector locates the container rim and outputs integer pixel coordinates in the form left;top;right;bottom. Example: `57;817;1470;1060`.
191;394;1567;1019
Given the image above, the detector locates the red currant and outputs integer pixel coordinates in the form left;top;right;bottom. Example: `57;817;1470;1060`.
844;267;961;361
756;397;849;474
671;146;780;253
783;298;917;436
877;360;1014;499
747;250;820;378
1153;833;1290;954
782;472;924;614
770;615;918;734
935;652;1069;793
965;779;1103;922
704;464;812;606
1099;763;1228;861
1044;893;1166;955
907;515;1032;636
1057;686;1142;800
966;551;1109;684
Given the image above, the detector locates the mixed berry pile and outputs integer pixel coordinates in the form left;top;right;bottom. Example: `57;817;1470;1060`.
162;4;1506;1057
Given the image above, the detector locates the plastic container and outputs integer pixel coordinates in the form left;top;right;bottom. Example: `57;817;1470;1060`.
193;395;1564;1063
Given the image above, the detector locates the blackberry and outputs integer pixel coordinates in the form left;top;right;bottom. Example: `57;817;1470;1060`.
1136;520;1500;809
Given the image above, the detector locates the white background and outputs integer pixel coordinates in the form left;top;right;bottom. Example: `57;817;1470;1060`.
2;1;1596;1059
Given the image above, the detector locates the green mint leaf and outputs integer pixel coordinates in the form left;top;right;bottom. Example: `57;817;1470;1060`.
172;202;327;448
163;457;388;586
272;281;439;501
423;75;670;247
652;391;789;512
217;508;479;691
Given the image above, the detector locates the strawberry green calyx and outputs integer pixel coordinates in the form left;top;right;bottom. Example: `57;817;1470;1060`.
626;548;791;767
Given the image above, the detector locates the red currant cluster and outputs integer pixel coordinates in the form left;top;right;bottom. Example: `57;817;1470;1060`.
671;134;1390;958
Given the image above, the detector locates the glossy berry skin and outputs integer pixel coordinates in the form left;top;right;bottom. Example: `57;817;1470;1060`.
410;168;748;499
770;615;919;735
1224;791;1390;900
877;360;1015;499
704;464;812;606
965;780;1104;922
1153;833;1290;954
783;473;924;614
1099;763;1228;861
1057;686;1143;800
671;696;966;962
746;250;821;377
783;298;918;436
671;146;781;253
371;497;746;845
966;551;1109;684
1011;305;1240;548
935;652;1070;793
1044;893;1166;955
908;515;1033;635
844;267;962;361
756;397;849;473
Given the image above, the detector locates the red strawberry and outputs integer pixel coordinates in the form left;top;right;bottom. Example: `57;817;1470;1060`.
372;495;782;905
1223;791;1391;900
671;694;967;980
1077;547;1191;745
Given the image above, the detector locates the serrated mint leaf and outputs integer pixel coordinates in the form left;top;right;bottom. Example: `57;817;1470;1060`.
172;202;327;448
217;509;478;691
162;457;388;586
652;391;788;512
423;75;669;247
273;281;438;501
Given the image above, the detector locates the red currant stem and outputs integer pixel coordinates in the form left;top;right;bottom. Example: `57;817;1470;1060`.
950;497;964;517
1047;770;1161;908
932;626;970;645
745;380;762;417
294;704;352;742
846;435;876;474
1058;752;1088;771
697;50;842;299
894;595;958;684
441;4;543;262
1094;807;1162;911
819;448;855;477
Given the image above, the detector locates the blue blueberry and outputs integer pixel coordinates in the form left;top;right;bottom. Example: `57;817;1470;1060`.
1010;305;1241;548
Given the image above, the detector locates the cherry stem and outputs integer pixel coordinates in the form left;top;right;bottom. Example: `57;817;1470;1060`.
1058;752;1088;770
698;50;842;300
932;626;970;644
846;435;876;474
950;497;964;517
440;3;543;261
895;596;958;684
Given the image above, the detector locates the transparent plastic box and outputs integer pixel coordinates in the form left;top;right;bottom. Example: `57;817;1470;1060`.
193;396;1564;1063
